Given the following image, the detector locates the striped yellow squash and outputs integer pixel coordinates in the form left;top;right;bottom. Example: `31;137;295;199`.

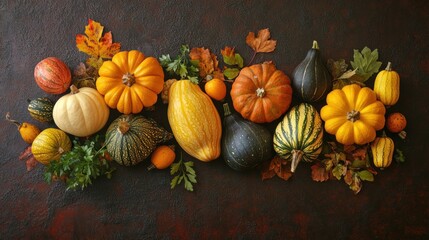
374;62;400;106
168;80;222;162
273;103;323;172
371;136;394;169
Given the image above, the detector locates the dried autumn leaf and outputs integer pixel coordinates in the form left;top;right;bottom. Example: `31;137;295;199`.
261;156;292;181
246;28;277;53
189;47;219;78
76;19;121;61
221;46;235;58
19;146;38;171
311;163;329;182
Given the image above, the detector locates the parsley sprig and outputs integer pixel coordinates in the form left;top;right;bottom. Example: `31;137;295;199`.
44;135;115;191
170;152;197;191
159;45;200;83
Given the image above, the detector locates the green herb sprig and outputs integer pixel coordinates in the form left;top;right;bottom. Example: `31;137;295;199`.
170;152;197;191
44;135;115;191
159;45;200;83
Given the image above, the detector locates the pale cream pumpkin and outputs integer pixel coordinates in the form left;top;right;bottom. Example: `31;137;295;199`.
53;85;110;137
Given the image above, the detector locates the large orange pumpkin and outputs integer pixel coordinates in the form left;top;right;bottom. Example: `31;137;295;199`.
96;50;164;114
230;62;292;123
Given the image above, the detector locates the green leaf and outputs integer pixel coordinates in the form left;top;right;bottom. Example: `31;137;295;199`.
235;54;244;68
223;55;236;66
332;164;346;180
350;47;382;82
170;175;179;189
169;152;197;192
395;149;406;163
187;173;197;183
184;178;194;191
224;68;240;80
358;170;374;182
327;59;348;79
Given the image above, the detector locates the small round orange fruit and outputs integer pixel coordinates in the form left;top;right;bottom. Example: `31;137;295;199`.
148;145;176;170
386;112;407;133
204;78;227;101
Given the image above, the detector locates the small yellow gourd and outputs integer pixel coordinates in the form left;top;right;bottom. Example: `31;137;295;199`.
31;128;72;165
6;112;41;144
374;62;400;106
371;134;394;169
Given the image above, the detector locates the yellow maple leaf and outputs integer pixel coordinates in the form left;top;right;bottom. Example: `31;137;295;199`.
76;19;121;60
246;28;277;53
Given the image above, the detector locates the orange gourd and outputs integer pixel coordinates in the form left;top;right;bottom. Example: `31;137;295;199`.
205;78;227;101
6;112;41;144
96;50;164;114
148;145;176;170
320;84;386;145
230;62;292;123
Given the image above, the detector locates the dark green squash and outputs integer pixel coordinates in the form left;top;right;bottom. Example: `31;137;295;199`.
105;114;173;166
27;97;54;122
292;40;332;102
273;103;324;172
222;103;273;171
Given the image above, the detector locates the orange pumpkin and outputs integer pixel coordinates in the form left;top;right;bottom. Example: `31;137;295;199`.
96;50;164;114
230;62;293;123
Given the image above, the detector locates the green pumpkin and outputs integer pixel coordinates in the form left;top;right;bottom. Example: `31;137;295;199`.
105;114;173;166
273;103;323;172
27;97;54;122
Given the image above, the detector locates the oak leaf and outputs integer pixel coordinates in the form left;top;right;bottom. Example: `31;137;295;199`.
246;28;277;53
311;163;329;182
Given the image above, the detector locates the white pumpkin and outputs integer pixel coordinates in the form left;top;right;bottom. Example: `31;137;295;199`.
53;85;109;137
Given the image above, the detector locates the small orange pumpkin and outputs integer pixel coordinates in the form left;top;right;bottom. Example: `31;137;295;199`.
230;62;293;123
96;50;164;114
386;112;407;133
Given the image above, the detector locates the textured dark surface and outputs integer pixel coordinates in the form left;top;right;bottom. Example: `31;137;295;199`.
1;0;429;239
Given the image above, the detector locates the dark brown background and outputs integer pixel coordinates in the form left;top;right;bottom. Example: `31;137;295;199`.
1;0;429;239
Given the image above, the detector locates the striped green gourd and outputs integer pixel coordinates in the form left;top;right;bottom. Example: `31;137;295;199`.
273;103;323;172
105;114;173;166
27;97;54;122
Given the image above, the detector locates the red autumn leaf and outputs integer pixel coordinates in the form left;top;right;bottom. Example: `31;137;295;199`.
311;163;329;182
76;19;121;61
19;146;38;171
221;46;235;58
246;28;277;53
261;156;292;181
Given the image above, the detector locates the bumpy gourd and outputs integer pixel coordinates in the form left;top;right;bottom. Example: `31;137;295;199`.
371;135;394;169
106;115;173;166
374;62;400;106
168;80;222;162
96;50;164;114
273;103;324;172
292;40;332;102
53;85;109;137
230;61;293;123
321;84;386;145
31;128;71;165
222;103;273;171
27;97;54;122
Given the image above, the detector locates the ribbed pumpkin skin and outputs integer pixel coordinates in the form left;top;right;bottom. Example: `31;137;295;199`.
371;136;394;169
230;62;293;123
53;86;109;137
97;50;164;114
292;41;332;102
273;103;323;172
28;97;54;122
168;80;222;162
320;84;386;145
31;128;71;165
222;103;273;171
106;115;173;166
34;57;71;94
374;62;400;106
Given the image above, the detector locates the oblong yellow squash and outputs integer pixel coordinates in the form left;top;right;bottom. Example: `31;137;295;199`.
371;136;394;169
168;80;222;162
374;62;400;106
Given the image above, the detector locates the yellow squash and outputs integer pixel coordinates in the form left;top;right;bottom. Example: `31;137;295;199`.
371;136;394;169
168;80;222;162
96;50;164;114
31;128;71;164
374;62;400;106
321;84;386;145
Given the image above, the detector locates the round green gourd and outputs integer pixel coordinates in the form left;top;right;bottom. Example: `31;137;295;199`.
222;103;273;171
273;103;323;172
27;97;54;122
292;40;332;102
105;114;173;166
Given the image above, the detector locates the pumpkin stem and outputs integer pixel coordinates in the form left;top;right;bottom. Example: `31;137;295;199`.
58;147;64;154
5;112;21;128
118;120;130;134
385;62;392;71
223;103;232;117
70;85;79;94
347;110;360;122
122;73;135;87
256;88;266;98
291;150;304;173
312;40;319;50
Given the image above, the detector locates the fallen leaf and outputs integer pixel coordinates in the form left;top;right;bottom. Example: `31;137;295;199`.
246;28;277;53
189;47;219;78
19;146;38;171
261;156;292;181
311;163;329;182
